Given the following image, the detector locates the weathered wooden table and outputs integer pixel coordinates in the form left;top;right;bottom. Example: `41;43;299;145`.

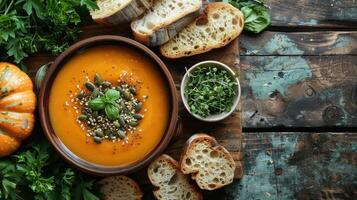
26;0;357;199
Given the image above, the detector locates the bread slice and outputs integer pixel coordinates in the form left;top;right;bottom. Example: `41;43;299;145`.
148;154;202;200
99;175;143;200
180;134;236;190
90;0;153;25
160;2;244;58
131;0;202;46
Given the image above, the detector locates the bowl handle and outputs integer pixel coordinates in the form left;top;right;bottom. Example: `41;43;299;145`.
35;61;53;92
173;116;184;140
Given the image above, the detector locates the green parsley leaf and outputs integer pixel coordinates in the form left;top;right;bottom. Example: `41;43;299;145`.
80;0;99;10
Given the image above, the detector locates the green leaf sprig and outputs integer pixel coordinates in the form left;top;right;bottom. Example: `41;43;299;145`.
89;89;120;121
225;0;271;33
184;65;238;118
0;139;101;200
0;0;98;69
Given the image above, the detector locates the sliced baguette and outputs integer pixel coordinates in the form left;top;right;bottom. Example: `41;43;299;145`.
99;175;143;200
148;154;202;200
90;0;153;25
131;0;202;46
160;2;244;58
180;134;236;190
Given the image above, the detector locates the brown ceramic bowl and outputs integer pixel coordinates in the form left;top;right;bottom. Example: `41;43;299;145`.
38;35;179;176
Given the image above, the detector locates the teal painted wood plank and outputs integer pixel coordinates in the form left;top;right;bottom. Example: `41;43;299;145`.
241;55;357;128
240;32;357;56
264;0;357;28
206;132;357;200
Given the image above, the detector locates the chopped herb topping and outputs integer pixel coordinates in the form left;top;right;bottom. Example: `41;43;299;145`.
184;65;238;118
73;73;144;143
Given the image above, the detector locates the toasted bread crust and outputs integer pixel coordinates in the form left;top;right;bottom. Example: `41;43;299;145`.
148;154;203;200
131;0;202;46
100;175;143;200
180;133;236;190
92;0;153;25
160;2;244;58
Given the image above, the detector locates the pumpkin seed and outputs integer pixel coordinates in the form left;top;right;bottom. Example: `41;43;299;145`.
128;120;138;127
133;114;143;120
85;82;95;91
91;88;99;98
94;136;102;144
118;116;126;126
129;87;137;95
134;102;142;112
94;73;102;86
94;128;103;137
123;90;132;100
101;81;112;87
113;120;120;128
78;114;88;121
117;130;126;139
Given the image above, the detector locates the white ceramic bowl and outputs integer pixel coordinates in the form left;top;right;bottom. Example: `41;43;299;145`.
181;60;241;122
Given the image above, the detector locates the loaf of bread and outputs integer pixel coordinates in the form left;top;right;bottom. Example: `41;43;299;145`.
99;175;143;200
148;154;202;200
180;134;236;190
90;0;153;25
160;2;244;58
131;0;202;46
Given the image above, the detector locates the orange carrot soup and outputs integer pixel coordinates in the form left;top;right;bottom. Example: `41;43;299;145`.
49;45;171;166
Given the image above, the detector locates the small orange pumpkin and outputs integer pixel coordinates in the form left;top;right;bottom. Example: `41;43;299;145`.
0;62;36;157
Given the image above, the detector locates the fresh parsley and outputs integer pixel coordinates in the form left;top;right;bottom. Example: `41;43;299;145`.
225;0;271;33
0;0;98;69
0;139;101;200
184;65;238;118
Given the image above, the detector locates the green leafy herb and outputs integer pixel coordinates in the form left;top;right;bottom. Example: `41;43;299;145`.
184;65;238;118
89;89;121;120
225;0;271;33
0;139;101;200
0;0;98;69
88;98;106;110
105;104;120;121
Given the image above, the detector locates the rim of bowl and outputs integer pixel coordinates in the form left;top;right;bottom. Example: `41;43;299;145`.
181;60;241;122
38;35;178;176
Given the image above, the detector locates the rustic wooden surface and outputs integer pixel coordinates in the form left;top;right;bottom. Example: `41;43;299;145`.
23;0;357;199
264;0;357;28
241;31;357;128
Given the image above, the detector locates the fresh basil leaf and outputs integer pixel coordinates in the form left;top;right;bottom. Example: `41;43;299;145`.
105;104;119;121
227;0;271;33
105;89;120;102
89;98;106;110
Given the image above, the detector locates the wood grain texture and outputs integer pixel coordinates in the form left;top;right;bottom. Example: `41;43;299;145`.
264;0;357;28
24;23;243;178
241;55;357;128
203;132;357;200
240;31;357;128
240;31;357;55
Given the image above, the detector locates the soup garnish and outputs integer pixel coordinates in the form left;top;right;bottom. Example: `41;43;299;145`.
73;73;145;144
184;65;238;117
